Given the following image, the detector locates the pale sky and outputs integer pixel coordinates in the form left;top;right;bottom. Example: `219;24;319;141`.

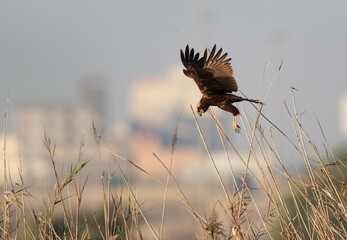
0;0;346;147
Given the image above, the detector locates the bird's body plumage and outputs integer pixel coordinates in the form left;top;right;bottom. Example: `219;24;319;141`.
180;44;261;132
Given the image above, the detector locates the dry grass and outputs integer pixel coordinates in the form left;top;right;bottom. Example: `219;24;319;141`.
1;61;346;239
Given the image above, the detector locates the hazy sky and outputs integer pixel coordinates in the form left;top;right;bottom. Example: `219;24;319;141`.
1;1;346;147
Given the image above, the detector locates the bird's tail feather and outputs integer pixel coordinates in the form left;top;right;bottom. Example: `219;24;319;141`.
244;98;262;104
233;95;263;105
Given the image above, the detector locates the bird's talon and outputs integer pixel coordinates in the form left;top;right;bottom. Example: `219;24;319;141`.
233;124;241;133
232;116;240;133
235;125;241;133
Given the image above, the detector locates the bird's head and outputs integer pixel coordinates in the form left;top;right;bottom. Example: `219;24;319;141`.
196;102;208;116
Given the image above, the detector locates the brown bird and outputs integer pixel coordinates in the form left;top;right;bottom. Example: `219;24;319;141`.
180;44;261;132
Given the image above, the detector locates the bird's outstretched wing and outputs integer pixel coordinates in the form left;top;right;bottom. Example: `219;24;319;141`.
180;44;238;94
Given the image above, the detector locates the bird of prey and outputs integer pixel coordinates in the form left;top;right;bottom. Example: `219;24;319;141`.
180;44;261;132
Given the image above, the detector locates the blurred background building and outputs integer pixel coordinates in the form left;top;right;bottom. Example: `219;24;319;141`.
13;77;105;187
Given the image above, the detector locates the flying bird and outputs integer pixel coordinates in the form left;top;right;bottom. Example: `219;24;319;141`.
180;44;261;132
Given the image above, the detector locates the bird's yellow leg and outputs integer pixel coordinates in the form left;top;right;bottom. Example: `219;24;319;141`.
233;115;240;133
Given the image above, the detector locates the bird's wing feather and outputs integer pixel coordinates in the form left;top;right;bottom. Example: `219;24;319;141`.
204;45;238;93
180;46;207;92
180;44;238;94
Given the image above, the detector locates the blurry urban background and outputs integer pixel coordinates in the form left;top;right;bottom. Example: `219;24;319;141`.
0;1;347;238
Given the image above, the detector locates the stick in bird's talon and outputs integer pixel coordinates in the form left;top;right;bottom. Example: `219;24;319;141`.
233;116;241;133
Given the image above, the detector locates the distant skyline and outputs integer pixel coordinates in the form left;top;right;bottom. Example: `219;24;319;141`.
1;1;346;147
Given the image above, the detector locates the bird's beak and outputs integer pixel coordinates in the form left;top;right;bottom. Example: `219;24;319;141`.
198;109;204;116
